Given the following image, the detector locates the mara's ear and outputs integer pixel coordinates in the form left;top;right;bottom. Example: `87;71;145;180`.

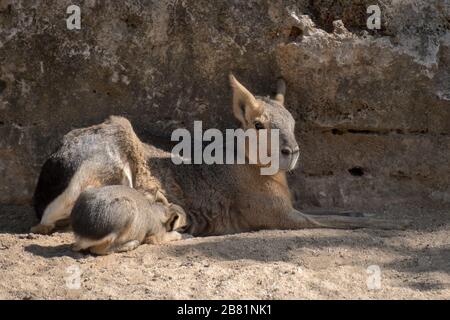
229;74;262;125
165;205;186;231
165;213;179;231
274;77;286;106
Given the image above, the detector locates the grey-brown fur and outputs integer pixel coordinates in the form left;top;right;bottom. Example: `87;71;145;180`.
30;116;163;234
71;185;187;255
31;75;410;236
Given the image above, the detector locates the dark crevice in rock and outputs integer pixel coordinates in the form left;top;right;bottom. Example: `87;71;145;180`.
348;167;364;177
288;26;303;42
329;128;390;136
390;171;412;180
347;129;383;135
0;4;12;14
328;128;447;137
121;14;143;30
304;171;334;177
331;128;344;135
0;80;7;94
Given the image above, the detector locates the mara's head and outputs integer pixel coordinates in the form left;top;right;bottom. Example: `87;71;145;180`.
229;74;300;172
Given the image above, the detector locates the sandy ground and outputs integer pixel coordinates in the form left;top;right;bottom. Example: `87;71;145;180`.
0;204;449;300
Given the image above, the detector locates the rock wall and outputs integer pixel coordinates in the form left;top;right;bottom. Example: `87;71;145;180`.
1;0;449;210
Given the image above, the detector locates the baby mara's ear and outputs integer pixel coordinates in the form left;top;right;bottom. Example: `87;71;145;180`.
165;204;187;231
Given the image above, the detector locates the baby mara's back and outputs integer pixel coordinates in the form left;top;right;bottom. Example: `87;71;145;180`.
71;185;172;254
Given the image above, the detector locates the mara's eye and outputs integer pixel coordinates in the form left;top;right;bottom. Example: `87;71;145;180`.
254;121;264;130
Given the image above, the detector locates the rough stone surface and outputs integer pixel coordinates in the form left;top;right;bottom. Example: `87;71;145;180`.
0;0;449;211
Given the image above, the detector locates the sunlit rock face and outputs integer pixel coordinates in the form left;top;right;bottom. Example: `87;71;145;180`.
0;0;449;210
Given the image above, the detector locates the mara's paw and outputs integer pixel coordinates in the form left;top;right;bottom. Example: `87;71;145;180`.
181;233;194;240
165;231;183;242
30;223;55;235
372;218;412;230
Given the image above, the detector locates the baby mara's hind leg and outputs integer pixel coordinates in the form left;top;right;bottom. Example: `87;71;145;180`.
72;234;117;255
89;239;115;255
145;231;183;245
73;235;140;255
112;240;141;253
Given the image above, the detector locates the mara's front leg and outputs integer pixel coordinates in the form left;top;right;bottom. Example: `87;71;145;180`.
145;231;183;245
239;193;410;231
275;209;411;230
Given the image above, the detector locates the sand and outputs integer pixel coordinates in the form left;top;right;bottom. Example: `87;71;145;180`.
0;204;448;299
